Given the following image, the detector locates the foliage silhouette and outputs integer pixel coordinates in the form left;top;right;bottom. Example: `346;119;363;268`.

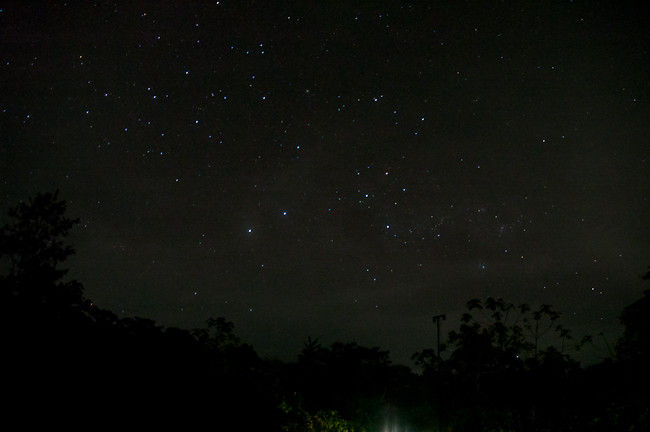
279;395;358;432
280;338;420;431
0;192;281;429
2;192;649;431
615;269;650;364
412;297;595;431
1;190;83;309
585;268;650;431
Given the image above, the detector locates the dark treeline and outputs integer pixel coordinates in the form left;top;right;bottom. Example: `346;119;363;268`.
2;192;648;431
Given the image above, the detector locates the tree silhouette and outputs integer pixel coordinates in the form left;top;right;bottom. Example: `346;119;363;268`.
412;297;593;431
615;269;650;364
582;271;650;431
1;190;83;308
0;193;282;429
0;191;95;426
5;191;648;430
192;316;242;351
279;395;358;432
288;339;406;431
298;336;326;365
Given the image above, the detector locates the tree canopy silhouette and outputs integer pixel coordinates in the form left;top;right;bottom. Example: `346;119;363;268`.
2;192;648;431
1;190;83;308
411;297;591;431
615;269;650;364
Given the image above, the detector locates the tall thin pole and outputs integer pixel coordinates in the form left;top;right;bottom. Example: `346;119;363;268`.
432;314;446;363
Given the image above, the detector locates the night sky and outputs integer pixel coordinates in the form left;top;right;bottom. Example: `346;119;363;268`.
2;1;649;367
